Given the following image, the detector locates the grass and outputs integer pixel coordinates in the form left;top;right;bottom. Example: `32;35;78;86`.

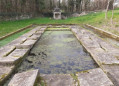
0;9;119;37
0;8;119;47
0;27;33;47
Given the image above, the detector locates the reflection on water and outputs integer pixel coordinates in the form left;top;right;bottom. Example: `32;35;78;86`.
16;31;98;74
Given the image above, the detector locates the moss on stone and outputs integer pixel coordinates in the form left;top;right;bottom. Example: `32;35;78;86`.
71;73;80;86
0;73;8;81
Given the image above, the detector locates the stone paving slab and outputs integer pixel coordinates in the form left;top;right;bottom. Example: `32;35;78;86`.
8;49;29;57
77;68;114;86
71;28;119;65
0;46;15;57
0;66;14;85
27;34;41;40
0;49;29;65
86;24;119;40
16;40;37;49
92;53;119;65
33;26;41;31
82;39;100;49
99;42;116;51
41;74;75;86
35;31;44;35
91;48;105;53
21;26;41;37
102;65;119;86
82;28;119;56
8;37;27;46
99;42;119;57
8;69;39;86
72;28;79;34
21;31;36;37
23;39;37;45
39;27;47;31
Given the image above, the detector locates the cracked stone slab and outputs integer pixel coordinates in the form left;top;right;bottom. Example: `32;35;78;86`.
8;69;39;86
39;27;47;31
21;26;41;37
8;37;27;46
99;42;116;51
0;66;14;85
21;31;35;37
102;65;119;86
8;49;29;57
71;29;79;34
0;49;29;65
35;31;44;35
73;29;119;65
0;46;15;57
86;24;119;40
77;68;114;86
33;26;41;30
91;48;105;53
16;40;37;49
99;42;119;57
27;34;41;40
23;40;37;45
83;39;100;49
92;52;119;65
41;74;75;86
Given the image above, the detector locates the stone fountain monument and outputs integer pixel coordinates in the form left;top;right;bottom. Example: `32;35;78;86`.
53;8;61;20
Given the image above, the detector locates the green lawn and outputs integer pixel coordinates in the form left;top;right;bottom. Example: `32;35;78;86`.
0;9;119;38
0;27;33;47
0;9;118;85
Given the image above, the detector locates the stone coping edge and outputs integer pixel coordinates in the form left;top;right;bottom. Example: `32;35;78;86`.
0;24;33;41
85;24;119;41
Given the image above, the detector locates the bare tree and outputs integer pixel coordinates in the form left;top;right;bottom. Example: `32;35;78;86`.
111;0;115;25
105;0;111;19
105;0;114;19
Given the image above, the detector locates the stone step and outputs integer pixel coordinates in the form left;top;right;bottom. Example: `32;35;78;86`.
40;74;76;86
21;26;41;37
35;30;44;35
102;65;119;86
15;40;37;49
0;49;29;65
0;46;15;57
92;52;119;65
39;27;47;31
8;37;27;46
8;69;39;86
0;66;14;85
77;68;114;86
85;24;119;40
27;34;41;40
71;28;119;65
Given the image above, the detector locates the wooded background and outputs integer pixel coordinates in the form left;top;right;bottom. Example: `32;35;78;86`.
0;0;115;20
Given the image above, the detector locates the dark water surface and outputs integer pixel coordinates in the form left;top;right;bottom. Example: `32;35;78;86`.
16;30;98;74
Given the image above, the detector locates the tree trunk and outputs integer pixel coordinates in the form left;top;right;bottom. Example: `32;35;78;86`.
105;0;110;19
111;0;115;26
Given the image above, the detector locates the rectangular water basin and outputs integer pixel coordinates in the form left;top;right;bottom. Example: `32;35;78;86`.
16;28;98;74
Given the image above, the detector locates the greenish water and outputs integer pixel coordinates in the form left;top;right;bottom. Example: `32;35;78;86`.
16;31;98;74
